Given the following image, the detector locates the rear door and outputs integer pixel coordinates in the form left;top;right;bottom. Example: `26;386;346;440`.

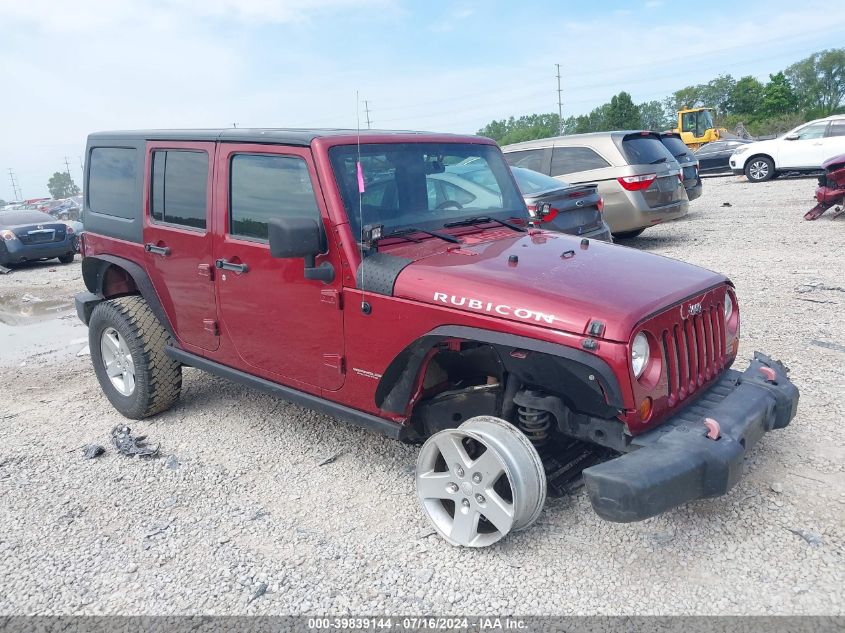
143;141;219;351
212;143;345;390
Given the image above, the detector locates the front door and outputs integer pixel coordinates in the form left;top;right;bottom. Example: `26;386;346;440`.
212;143;345;390
778;121;829;168
143;141;219;351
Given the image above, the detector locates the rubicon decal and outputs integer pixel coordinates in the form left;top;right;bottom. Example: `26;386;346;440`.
433;292;556;324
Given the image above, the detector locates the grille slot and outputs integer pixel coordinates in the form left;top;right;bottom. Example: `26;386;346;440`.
662;300;725;404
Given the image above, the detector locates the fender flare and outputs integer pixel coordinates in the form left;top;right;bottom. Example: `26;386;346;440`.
80;254;175;337
376;325;624;418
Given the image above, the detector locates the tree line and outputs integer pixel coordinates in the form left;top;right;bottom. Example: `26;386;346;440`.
479;48;845;145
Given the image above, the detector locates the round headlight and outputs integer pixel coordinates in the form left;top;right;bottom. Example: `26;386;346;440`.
724;292;734;321
632;332;649;379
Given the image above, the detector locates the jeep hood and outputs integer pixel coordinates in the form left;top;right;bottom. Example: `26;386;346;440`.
391;231;727;342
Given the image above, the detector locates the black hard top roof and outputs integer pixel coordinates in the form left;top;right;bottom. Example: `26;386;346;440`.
87;128;474;146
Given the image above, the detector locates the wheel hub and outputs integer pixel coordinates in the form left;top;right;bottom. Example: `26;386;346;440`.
100;327;136;396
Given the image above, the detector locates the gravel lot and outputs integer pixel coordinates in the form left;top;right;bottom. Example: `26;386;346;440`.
0;175;843;616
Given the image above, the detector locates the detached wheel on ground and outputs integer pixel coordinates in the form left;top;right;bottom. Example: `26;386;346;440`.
415;416;546;547
613;228;646;240
745;156;775;182
58;253;75;264
88;295;182;419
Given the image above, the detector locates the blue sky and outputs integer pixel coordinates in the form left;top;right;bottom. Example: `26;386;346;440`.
2;0;844;198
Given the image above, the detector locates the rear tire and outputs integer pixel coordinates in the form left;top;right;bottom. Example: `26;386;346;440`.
58;253;75;264
613;228;646;240
89;295;182;419
744;156;774;182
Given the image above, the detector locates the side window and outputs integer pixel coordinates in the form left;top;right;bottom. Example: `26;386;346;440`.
503;149;544;172
550;146;610;176
88;147;137;218
826;121;845;137
150;150;208;229
794;123;828;140
230;154;319;241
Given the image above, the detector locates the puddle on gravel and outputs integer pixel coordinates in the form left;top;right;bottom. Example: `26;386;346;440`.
0;294;88;366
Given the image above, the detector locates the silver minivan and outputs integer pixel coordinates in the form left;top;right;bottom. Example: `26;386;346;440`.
502;131;689;238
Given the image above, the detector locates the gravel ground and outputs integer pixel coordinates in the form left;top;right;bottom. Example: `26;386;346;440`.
0;175;843;616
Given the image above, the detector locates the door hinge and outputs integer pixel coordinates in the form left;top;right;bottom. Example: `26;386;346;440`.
203;319;219;336
198;263;214;280
320;288;342;309
322;353;345;374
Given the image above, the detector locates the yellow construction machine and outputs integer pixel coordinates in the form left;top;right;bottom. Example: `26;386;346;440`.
675;107;724;149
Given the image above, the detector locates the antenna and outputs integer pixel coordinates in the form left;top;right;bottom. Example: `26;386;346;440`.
364;100;372;129
556;63;563;135
356;92;370;315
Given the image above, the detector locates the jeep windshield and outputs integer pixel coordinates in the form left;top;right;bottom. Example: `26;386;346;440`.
329;143;529;241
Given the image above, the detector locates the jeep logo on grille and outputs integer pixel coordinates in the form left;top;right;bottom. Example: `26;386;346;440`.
687;302;703;316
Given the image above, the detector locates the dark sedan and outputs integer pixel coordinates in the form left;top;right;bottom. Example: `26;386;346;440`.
510;166;611;241
659;132;702;201
694;139;753;175
0;210;77;266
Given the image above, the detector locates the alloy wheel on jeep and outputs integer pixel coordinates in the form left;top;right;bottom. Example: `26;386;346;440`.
100;326;136;396
415;416;546;547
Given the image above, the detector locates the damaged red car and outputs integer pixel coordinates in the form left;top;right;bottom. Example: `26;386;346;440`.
75;129;798;547
805;153;845;220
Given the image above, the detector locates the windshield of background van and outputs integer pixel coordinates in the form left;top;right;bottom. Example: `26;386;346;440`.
329;143;528;240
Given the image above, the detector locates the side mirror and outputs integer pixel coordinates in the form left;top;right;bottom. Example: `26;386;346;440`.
785;134;799;141
268;216;334;283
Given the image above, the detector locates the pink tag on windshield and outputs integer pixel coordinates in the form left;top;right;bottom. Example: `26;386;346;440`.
356;161;365;193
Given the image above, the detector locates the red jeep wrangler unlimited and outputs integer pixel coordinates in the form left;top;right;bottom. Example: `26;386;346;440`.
76;129;798;547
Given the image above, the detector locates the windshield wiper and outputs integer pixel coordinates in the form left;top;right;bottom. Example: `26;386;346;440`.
649;157;669;164
378;227;461;244
443;216;527;233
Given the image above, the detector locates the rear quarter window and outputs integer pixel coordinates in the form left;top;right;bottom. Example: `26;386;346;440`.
88;147;138;218
620;135;676;165
503;149;545;172
550;146;610;176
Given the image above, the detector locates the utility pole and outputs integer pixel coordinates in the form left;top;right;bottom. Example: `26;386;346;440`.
364;100;372;129
63;156;73;178
556;63;563;135
7;168;21;201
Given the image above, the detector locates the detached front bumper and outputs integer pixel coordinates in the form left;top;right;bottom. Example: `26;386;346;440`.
583;352;798;522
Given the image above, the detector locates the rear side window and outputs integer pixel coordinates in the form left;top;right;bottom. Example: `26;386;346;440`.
503;149;545;172
151;150;208;229
230;154;319;240
660;136;692;160
88;147;137;218
827;121;845;137
550;146;610;176
619;135;676;165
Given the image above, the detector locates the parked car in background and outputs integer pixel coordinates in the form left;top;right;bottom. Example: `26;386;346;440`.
0;209;77;266
47;198;81;220
64;219;85;252
659;132;701;201
694;139;753;175
502;131;688;239
509;167;611;241
730;114;845;182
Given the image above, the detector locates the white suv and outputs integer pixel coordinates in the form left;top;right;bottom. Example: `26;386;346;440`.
730;115;845;182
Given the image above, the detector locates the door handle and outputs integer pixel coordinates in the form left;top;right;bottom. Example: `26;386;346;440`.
215;258;249;273
144;243;171;257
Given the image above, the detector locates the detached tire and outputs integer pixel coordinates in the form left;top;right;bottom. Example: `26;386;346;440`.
89;295;181;419
744;156;774;182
